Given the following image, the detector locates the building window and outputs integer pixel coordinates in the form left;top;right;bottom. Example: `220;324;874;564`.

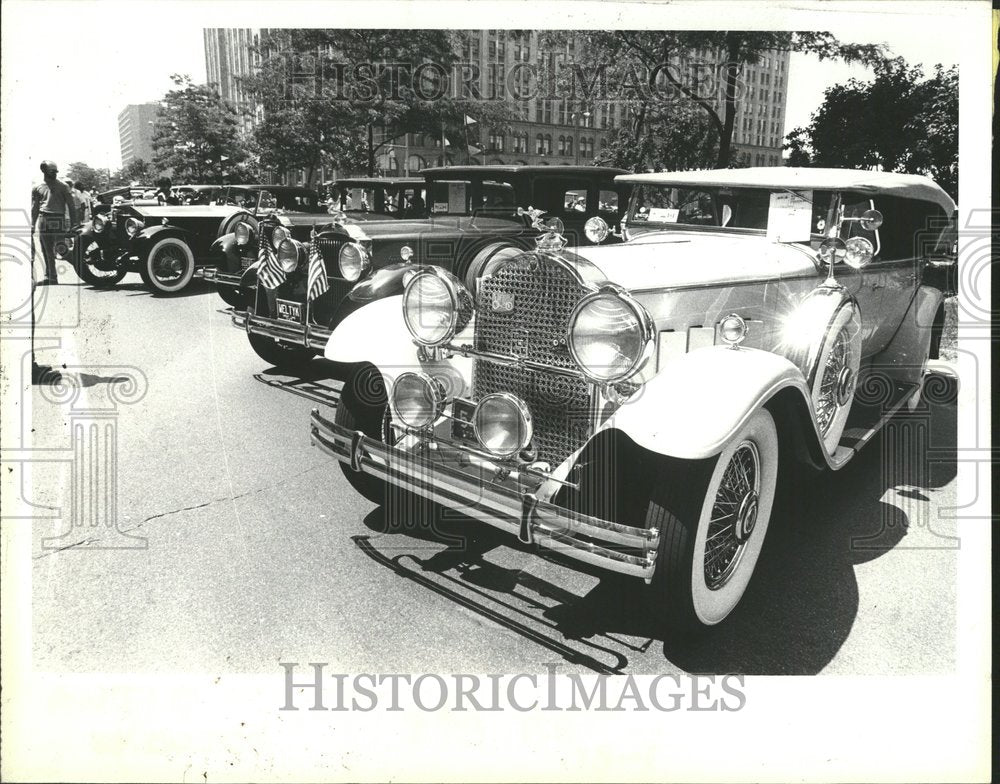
488;133;505;152
536;133;545;155
557;135;566;155
565;136;573;156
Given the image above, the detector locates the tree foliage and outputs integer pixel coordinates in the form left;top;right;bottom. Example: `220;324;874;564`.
151;75;254;183
243;29;519;179
548;31;886;171
65;161;106;189
784;58;957;199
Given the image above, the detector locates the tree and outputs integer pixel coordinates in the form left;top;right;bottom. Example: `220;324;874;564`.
784;59;957;199
151;75;252;183
594;101;718;171
548;31;886;170
65;162;107;190
243;30;519;178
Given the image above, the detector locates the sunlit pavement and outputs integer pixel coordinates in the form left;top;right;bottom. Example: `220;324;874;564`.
25;269;959;675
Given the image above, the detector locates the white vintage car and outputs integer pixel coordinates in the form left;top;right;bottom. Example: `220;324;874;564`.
311;167;957;633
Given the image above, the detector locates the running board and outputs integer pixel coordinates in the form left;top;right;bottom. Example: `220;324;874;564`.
829;379;920;468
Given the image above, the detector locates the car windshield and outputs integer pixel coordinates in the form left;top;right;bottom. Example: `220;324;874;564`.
425;178;518;217
628;184;874;245
332;183;427;218
219;188;321;212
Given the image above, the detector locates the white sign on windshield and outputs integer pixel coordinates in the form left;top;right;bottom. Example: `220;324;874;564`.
767;190;813;242
648;207;679;223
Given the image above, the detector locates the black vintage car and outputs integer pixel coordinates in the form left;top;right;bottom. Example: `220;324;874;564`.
74;185;327;295
325;177;427;221
173;184;222;205
221;165;629;369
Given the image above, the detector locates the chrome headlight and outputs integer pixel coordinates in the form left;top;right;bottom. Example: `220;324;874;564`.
718;313;748;347
125;217;143;238
390;372;442;429
401;269;471;346
584;216;610;244
844;237;874;269
92;214;107;233
234;221;254;246
338;242;371;282
568;286;654;383
474;393;533;458
270;225;290;247
277;239;302;273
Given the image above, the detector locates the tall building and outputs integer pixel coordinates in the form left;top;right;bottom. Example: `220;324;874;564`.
204;27;263;132
118;104;159;168
202;29;791;183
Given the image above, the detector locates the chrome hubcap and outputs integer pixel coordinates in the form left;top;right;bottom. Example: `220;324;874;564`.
704;440;760;590
835;366;855;407
816;329;851;435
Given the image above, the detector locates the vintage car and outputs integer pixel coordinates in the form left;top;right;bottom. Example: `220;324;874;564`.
173;184;222;205
224;165;630;369
75;184;327;294
310;167;957;634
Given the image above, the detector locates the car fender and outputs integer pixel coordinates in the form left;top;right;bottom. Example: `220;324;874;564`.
324;294;474;392
131;224;192;257
600;345;823;461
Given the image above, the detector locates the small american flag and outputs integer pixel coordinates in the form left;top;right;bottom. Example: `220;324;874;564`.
257;231;286;290
306;227;329;301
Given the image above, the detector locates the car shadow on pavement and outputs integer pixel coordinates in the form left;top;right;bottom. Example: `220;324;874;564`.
350;382;957;675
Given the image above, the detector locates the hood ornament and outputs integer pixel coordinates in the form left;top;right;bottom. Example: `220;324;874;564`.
518;207;566;251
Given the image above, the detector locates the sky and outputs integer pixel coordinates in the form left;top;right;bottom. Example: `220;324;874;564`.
0;3;969;207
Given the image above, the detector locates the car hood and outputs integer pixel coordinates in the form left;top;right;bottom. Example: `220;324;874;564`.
569;231;819;290
132;205;239;218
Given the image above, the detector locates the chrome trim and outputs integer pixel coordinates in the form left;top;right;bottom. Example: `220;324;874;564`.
472;392;534;459
235;307;331;351
718;313;748;348
566;283;656;384
402;267;470;347
309;409;659;579
448;342;586;380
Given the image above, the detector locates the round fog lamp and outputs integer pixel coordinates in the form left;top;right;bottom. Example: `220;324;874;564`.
391;372;441;429
719;313;748;347
399;245;414;262
270;225;290;247
125;217;142;238
339;242;371;282
584;216;609;244
474;393;533;458
277;239;301;273
234;221;254;246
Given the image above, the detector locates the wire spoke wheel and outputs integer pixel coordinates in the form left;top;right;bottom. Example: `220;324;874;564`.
703;440;760;590
152;246;185;283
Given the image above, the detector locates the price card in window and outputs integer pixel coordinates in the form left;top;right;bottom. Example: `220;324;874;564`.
448;182;467;214
647;207;679;223
767;190;812;242
432;202;449;213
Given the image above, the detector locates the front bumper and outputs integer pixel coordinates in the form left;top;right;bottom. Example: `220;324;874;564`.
202;266;243;286
309;408;659;580
232;307;332;351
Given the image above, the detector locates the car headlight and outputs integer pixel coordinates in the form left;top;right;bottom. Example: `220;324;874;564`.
125;217;142;238
92;214;107;234
474;393;533;458
234;221;254;246
401;269;471;346
568;287;654;383
338;242;371;282
390;372;442;429
584;216;610;244
270;225;289;247
277;239;302;273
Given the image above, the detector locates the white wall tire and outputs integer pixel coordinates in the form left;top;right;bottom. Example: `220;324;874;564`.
140;237;195;294
808;304;862;453
649;407;779;631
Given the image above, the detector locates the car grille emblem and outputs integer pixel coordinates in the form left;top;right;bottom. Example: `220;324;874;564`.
491;289;515;313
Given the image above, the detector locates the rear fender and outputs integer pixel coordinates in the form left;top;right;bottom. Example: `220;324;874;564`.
600;345;828;463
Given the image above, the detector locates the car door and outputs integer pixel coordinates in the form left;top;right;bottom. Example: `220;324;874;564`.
835;194;885;352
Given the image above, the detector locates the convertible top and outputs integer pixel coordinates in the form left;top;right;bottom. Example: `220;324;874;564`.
618;167;956;213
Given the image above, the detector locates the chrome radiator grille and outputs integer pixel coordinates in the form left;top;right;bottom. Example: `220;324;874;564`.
473;253;592;467
315;236;347;278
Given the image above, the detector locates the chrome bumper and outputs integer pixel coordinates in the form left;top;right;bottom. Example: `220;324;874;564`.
202;266;242;286
309;409;659;581
233;306;332;351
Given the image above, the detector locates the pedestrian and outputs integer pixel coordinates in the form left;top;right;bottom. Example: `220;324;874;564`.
74;181;92;222
31;160;78;286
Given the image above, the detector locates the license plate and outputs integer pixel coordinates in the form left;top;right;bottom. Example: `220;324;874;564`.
275;299;303;323
451;398;476;442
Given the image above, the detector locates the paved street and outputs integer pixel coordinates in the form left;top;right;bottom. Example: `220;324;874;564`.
26;268;959;676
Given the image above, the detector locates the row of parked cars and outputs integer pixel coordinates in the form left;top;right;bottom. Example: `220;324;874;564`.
73;164;958;634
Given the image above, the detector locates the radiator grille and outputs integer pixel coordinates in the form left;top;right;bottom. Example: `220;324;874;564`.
315;236;348;279
473;252;592;467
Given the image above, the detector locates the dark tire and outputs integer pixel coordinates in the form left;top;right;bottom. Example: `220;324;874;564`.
246;331;316;370
75;246;126;288
139;236;195;294
217;284;245;309
646;408;779;634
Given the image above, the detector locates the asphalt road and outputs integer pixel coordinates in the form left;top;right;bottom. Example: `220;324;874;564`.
27;267;959;676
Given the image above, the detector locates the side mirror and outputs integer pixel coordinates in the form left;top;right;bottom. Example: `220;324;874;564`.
859;209;883;231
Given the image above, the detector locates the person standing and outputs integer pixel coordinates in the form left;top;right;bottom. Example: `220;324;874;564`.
31;160;77;286
74;182;93;222
154;176;178;206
